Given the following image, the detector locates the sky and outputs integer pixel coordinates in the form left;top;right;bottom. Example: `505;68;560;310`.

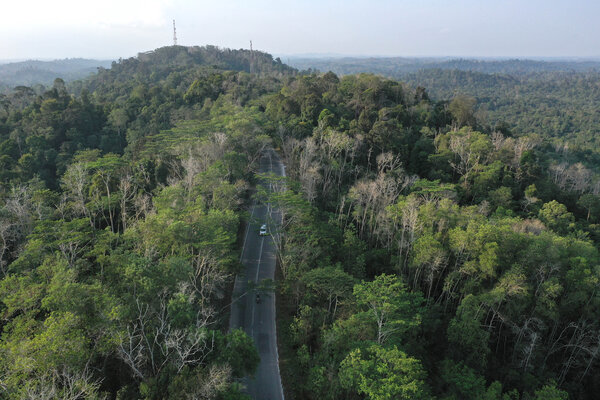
1;0;599;60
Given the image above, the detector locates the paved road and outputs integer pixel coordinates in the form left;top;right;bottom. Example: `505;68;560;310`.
230;150;285;400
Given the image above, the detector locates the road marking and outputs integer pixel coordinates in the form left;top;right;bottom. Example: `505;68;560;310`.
232;151;286;399
255;236;265;283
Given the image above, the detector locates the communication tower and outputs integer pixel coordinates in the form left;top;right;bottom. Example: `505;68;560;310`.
173;20;178;46
250;40;254;74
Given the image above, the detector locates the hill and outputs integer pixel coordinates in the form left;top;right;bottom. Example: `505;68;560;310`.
75;45;296;100
287;56;600;76
0;58;113;90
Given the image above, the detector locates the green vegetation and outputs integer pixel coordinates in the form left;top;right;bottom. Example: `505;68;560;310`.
288;57;600;77
261;70;599;400
0;46;288;398
405;69;600;156
0;46;599;399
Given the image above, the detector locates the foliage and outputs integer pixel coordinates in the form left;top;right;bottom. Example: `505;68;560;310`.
339;344;430;400
0;44;598;400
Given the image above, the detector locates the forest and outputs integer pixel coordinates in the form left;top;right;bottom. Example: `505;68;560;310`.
291;57;600;164
0;45;599;399
288;56;600;76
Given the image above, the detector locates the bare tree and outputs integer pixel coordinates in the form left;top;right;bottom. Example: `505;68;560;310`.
181;153;204;197
550;162;596;194
62;163;93;226
119;172;137;231
186;364;232;400
348;160;415;243
0;213;15;276
23;367;105;400
298;137;321;203
449;131;487;185
166;329;216;373
118;290;218;380
0;186;36;275
133;193;153;222
189;253;229;308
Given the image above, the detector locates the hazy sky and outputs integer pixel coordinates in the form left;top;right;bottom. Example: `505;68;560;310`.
2;0;599;60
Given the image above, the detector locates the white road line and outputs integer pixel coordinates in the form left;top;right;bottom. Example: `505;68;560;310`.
231;155;264;332
235;151;286;399
255;236;265;283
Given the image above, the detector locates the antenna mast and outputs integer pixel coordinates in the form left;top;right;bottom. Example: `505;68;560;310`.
173;20;178;46
249;40;254;74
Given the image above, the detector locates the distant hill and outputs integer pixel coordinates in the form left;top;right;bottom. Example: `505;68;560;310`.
1;46;297;94
79;45;297;98
101;45;295;81
287;56;600;77
0;58;113;89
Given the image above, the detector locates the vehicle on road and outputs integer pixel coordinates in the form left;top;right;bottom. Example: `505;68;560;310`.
259;224;268;236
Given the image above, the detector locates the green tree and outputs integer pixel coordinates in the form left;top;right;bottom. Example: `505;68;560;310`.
448;95;476;128
219;329;260;378
302;266;356;321
577;193;600;222
439;359;486;400
447;294;490;370
534;381;568;400
339;344;430;400
353;274;423;345
538;200;575;234
108;108;129;140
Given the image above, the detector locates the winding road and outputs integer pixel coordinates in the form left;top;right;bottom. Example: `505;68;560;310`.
229;150;285;400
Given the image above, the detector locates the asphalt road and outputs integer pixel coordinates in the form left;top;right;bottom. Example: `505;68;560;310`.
229;149;285;400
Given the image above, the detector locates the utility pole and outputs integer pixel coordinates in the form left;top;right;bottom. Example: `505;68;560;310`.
173;20;178;46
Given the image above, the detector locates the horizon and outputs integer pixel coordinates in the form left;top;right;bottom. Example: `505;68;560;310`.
2;50;600;66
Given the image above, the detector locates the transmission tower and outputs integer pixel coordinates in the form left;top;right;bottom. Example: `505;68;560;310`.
249;40;254;74
173;20;178;46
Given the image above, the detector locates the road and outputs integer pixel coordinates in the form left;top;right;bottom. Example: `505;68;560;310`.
229;149;285;400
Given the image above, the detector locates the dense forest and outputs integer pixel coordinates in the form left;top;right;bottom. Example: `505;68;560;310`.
290;57;600;166
0;45;599;399
288;57;600;76
404;70;600;157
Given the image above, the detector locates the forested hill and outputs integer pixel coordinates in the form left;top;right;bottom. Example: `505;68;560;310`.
0;45;599;399
288;56;600;76
0;58;114;90
78;45;296;97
